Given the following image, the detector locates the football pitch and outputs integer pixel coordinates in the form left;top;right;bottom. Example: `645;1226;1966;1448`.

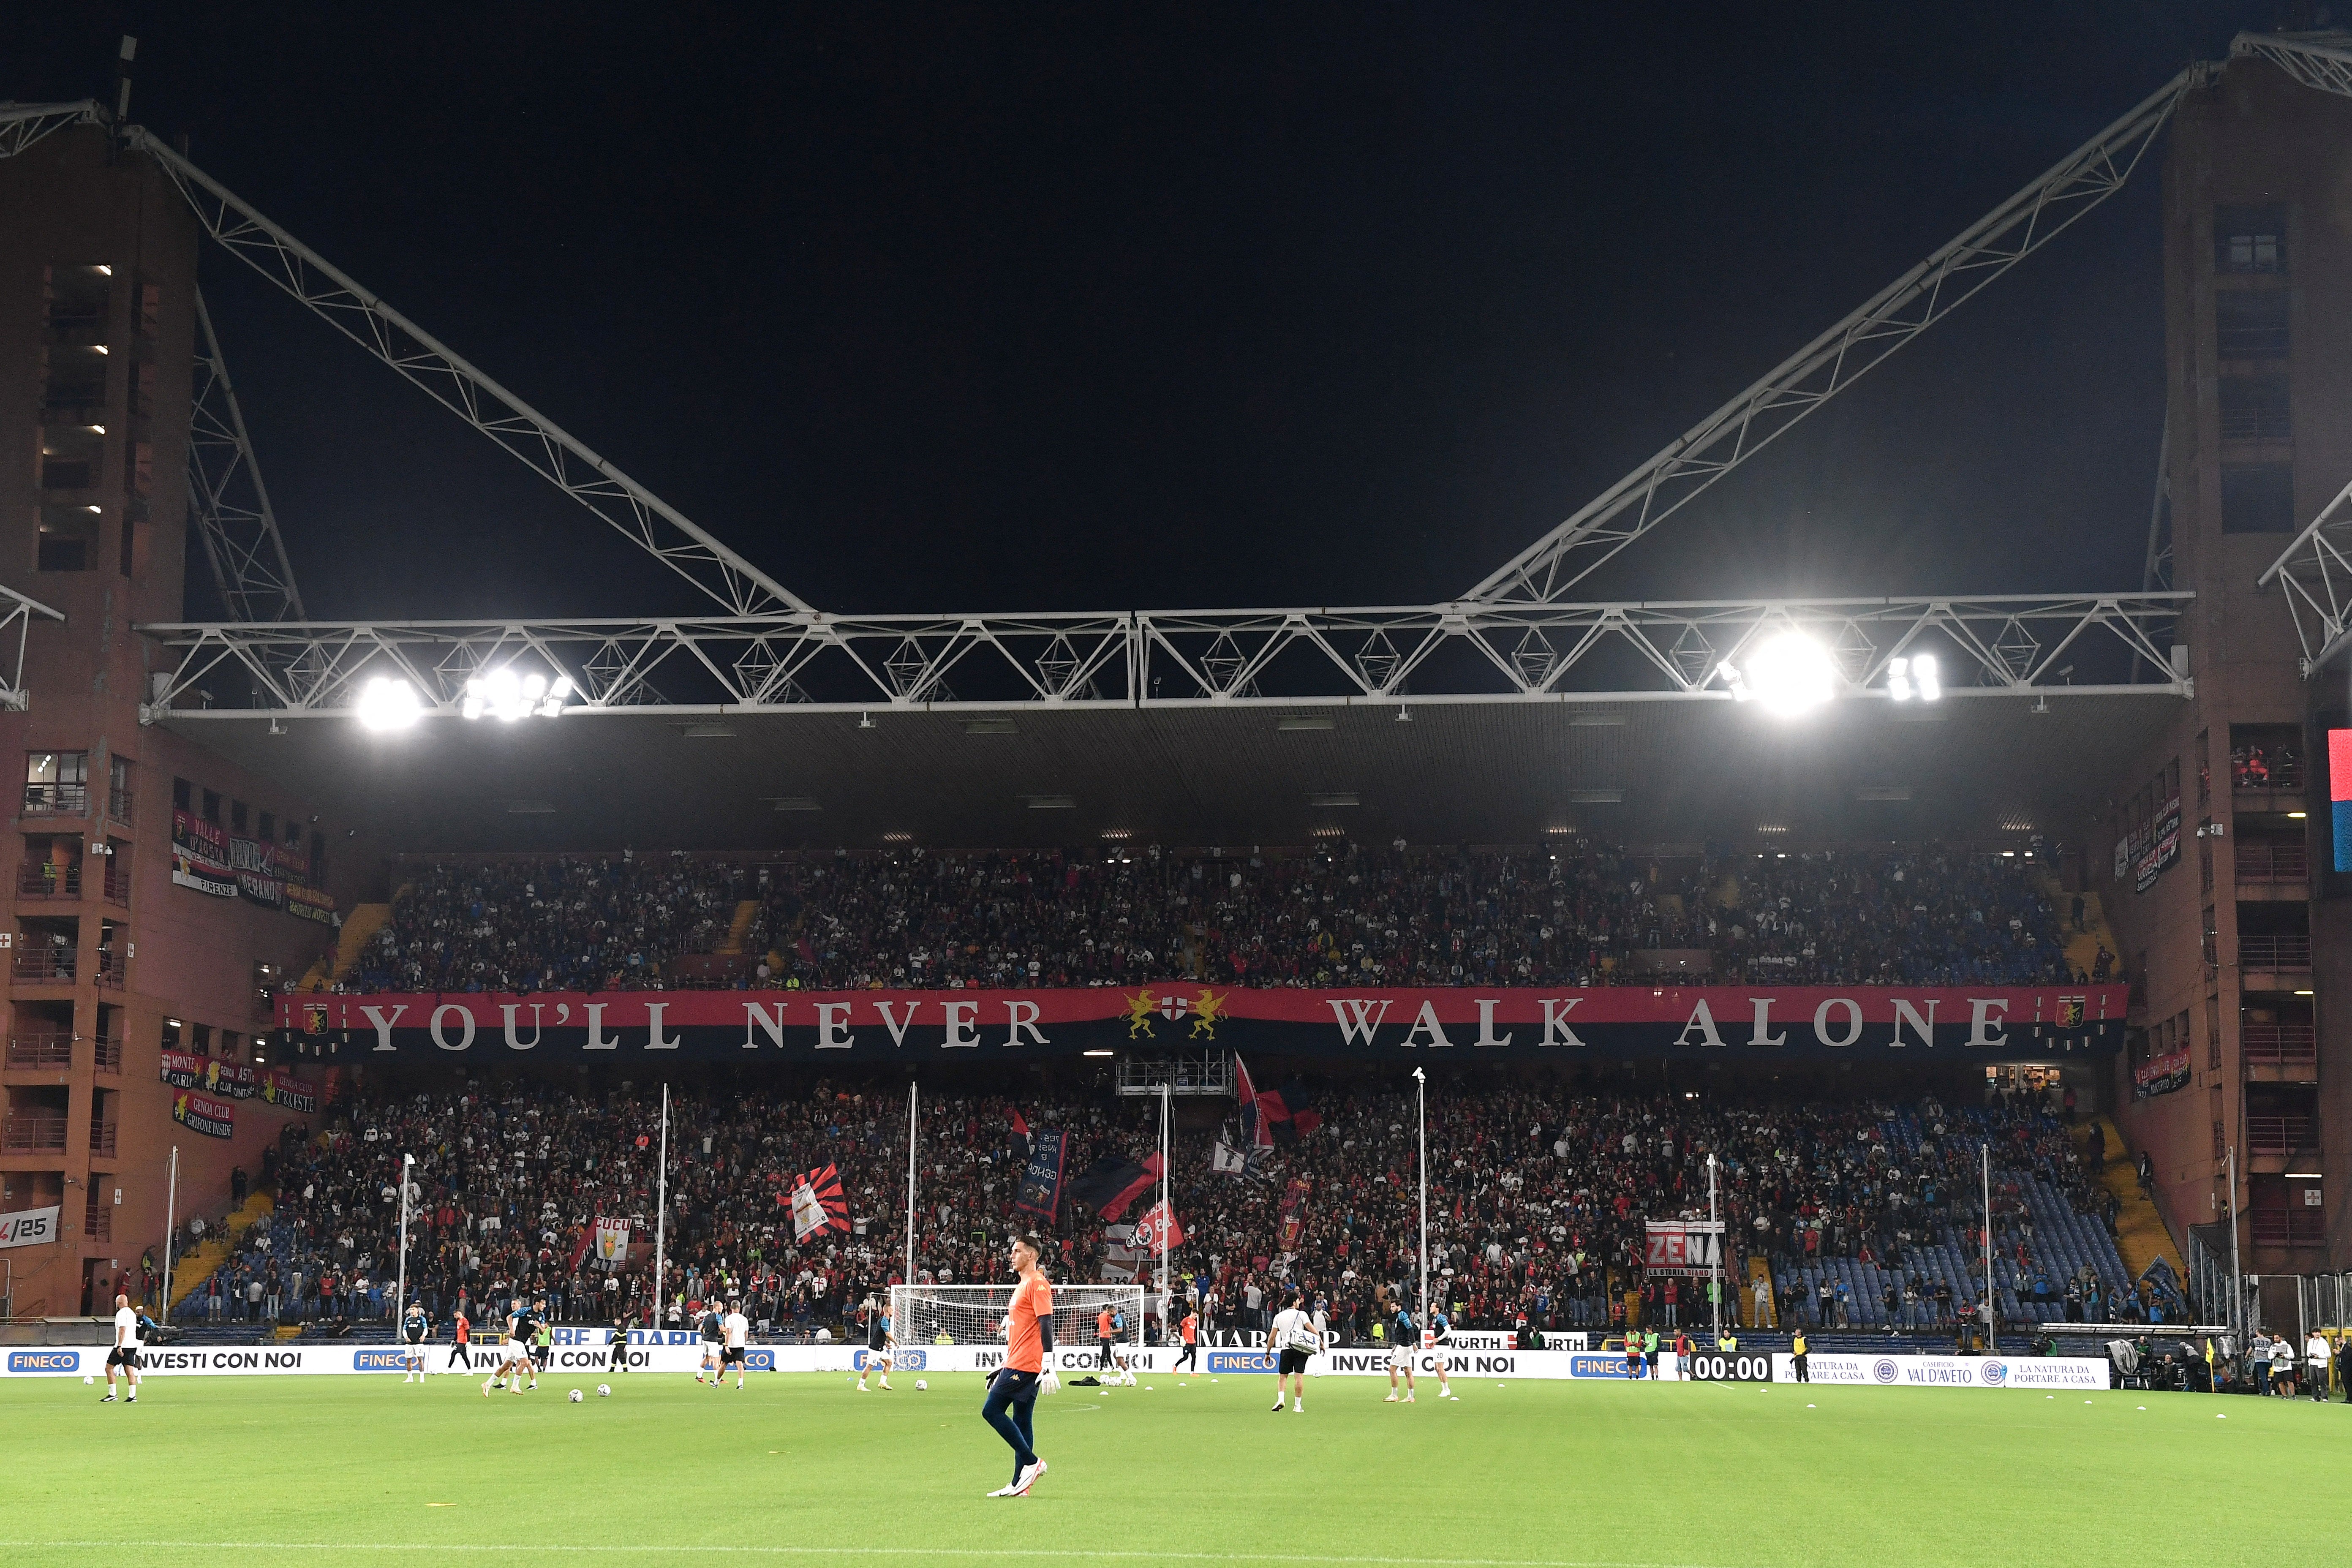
3;1369;2343;1568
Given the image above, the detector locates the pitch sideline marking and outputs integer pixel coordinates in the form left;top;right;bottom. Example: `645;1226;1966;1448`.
0;1543;1739;1568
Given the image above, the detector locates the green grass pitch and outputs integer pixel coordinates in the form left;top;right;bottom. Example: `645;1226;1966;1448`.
3;1369;2342;1566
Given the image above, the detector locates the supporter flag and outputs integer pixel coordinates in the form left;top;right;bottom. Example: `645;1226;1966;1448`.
1071;1151;1163;1221
1130;1198;1185;1254
2333;729;2352;873
1235;1054;1274;1149
1261;1080;1323;1142
1211;1140;1250;1176
1015;1129;1071;1220
788;1164;849;1242
1277;1179;1309;1251
1008;1106;1032;1162
594;1217;630;1263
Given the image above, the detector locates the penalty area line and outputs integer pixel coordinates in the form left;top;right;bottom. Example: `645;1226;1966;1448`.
0;1543;1743;1568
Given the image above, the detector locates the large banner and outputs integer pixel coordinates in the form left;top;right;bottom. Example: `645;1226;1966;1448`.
170;810;334;925
160;1048;203;1089
2122;794;2182;895
1014;1130;1071;1218
170;1090;235;1139
0;1204;60;1249
277;984;2125;1064
1643;1219;1725;1277
170;810;237;898
259;1068;318;1115
2134;1049;2191;1100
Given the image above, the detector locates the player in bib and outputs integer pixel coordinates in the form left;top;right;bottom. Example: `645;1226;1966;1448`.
695;1302;725;1386
858;1298;894;1392
1425;1310;1458;1400
484;1298;536;1396
400;1301;431;1382
1385;1306;1417;1403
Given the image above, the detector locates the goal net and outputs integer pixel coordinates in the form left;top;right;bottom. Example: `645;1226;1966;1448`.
893;1283;1147;1352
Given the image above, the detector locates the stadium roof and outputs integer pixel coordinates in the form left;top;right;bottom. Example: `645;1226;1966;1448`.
174;692;2169;854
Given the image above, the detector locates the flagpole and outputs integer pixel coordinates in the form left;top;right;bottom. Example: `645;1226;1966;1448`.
159;1144;179;1323
1706;1152;1720;1340
395;1151;414;1325
1413;1066;1428;1334
653;1084;669;1327
904;1081;919;1286
1982;1142;1995;1349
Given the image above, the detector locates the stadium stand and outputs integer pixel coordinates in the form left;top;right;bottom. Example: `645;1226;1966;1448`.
335;841;2082;995
188;1072;2155;1348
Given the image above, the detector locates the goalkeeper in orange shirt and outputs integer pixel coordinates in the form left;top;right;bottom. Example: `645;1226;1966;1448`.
980;1233;1059;1497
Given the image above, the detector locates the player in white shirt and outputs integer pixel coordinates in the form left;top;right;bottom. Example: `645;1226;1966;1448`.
720;1299;752;1390
1309;1296;1330;1379
1267;1290;1316;1413
102;1292;142;1403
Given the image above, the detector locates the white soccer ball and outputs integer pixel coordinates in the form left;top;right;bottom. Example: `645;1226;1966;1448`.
915;1379;927;1391
568;1388;583;1403
596;1384;612;1397
83;1374;94;1385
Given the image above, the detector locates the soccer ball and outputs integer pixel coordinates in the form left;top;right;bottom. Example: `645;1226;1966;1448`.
83;1374;94;1385
915;1379;927;1391
568;1388;583;1403
596;1384;612;1397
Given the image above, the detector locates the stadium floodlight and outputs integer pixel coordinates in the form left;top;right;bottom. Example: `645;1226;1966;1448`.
355;675;422;731
459;665;573;721
1887;654;1941;702
1716;633;1835;714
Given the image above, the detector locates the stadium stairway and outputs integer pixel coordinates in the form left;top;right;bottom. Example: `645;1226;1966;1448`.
329;900;396;980
715;900;760;957
2032;869;2119;982
166;1190;275;1314
2094;1115;2187;1288
1746;1256;1776;1327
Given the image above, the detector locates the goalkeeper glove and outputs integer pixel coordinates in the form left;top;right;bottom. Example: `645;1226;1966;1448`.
1037;1368;1060;1396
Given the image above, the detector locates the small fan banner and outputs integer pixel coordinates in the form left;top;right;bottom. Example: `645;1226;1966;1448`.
788;1162;850;1241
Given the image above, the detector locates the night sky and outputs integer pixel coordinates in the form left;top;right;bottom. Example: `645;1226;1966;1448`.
6;3;2289;622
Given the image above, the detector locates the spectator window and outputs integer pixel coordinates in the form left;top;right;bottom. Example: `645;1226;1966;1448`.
2216;289;2289;358
259;810;275;842
2218;376;2290;442
42;264;110;344
2215;205;2286;274
24;752;87;815
160;1018;182;1051
41;345;106;416
284;818;302;848
191;1024;212;1058
36;504;97;571
201;789;221;825
172;776;192;814
2221;466;2295;534
231;800;248;836
38;425;103;491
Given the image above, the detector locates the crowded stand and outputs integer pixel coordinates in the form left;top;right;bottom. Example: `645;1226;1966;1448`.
172;1071;2156;1349
345;840;2081;994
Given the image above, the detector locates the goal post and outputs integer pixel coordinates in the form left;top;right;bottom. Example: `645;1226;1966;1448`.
893;1283;1147;1356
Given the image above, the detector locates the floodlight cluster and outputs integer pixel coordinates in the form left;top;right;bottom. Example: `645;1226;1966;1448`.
1716;632;1835;714
356;676;422;732
1886;654;1941;702
461;666;572;721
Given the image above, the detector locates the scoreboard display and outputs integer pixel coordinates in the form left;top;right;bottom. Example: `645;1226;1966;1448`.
1680;1350;1775;1382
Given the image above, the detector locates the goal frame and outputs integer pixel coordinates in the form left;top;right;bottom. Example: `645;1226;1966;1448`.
890;1282;1149;1354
